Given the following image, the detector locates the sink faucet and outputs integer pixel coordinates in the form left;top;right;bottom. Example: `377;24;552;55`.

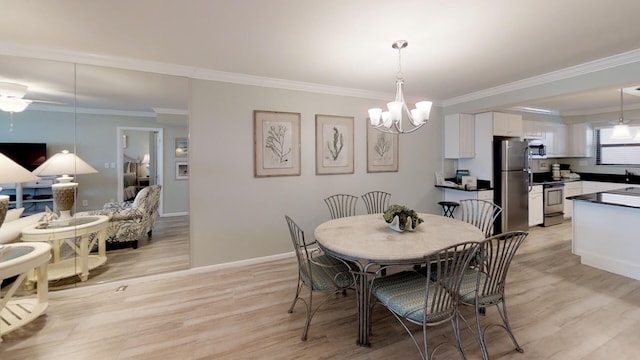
625;169;636;176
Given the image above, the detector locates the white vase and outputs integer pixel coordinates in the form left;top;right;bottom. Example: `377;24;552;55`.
389;215;414;232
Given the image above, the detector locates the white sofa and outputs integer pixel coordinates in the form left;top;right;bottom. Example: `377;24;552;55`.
0;209;42;244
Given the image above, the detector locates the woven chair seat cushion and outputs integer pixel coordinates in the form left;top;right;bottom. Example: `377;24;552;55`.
301;254;353;291
458;268;503;306
372;271;454;323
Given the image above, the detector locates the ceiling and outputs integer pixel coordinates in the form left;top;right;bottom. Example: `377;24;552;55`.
1;0;640;115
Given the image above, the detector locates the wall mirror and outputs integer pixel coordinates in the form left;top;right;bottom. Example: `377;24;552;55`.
0;53;190;290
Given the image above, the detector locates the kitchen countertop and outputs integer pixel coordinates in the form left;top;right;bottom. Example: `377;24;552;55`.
577;172;640;185
434;184;493;192
567;186;640;209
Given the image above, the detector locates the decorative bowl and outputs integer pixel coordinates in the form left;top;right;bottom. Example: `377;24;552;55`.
383;205;423;232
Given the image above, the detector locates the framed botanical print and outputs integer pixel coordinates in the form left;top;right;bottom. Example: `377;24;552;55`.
367;122;399;172
315;114;354;175
254;110;301;177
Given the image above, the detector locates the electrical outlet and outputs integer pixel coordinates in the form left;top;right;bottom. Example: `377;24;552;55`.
110;162;116;168
579;160;587;166
104;162;109;168
82;200;88;207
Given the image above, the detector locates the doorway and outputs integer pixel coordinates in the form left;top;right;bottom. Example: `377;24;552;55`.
117;127;164;215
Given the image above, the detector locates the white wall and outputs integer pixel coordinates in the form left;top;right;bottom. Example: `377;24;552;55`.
189;80;445;267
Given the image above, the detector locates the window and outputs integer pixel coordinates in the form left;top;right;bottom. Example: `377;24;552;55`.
596;127;640;165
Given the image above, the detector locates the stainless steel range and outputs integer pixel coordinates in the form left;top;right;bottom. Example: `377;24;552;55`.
543;182;564;226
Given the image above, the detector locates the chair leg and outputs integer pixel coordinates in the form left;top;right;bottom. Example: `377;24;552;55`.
132;240;138;249
476;304;489;360
497;301;523;353
301;286;313;341
288;278;303;313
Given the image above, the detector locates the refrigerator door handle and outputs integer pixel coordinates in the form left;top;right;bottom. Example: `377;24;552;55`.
525;146;533;192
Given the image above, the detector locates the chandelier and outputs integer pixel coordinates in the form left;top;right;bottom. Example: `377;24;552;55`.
368;40;432;134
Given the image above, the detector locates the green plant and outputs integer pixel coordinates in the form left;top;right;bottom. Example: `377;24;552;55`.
327;127;344;161
383;204;423;231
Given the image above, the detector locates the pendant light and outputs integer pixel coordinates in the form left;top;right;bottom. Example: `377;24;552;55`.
611;88;632;140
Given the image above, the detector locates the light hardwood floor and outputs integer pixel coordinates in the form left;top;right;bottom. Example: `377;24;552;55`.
2;219;640;359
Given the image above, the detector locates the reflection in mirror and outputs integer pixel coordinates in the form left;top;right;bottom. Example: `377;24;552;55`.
0;54;190;291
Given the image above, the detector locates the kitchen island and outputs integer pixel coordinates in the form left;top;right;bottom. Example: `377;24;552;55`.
568;187;640;280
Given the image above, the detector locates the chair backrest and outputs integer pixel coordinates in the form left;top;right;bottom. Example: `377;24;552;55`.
423;241;480;323
324;194;358;219
133;184;162;229
475;231;528;300
284;215;313;282
459;199;503;237
361;191;391;214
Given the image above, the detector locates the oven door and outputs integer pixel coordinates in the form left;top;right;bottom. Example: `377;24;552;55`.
544;184;564;214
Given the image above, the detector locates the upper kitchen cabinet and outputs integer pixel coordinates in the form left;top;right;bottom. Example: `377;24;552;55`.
568;123;593;157
444;113;475;159
489;112;523;137
545;123;568;157
522;120;545;139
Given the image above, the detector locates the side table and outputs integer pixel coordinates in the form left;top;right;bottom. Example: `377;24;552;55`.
21;215;109;283
0;242;51;340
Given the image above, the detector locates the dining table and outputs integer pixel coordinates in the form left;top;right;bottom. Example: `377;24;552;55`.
314;213;485;346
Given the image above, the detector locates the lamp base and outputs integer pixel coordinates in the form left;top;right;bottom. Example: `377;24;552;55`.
52;182;77;220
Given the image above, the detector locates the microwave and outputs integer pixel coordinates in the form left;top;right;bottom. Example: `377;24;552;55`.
528;141;547;159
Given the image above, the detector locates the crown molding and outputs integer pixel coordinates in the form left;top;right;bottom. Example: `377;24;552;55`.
3;42;640;110
442;48;640;108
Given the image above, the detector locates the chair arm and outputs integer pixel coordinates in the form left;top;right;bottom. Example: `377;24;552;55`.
103;201;133;211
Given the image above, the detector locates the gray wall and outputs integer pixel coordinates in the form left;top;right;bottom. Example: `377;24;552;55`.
189;80;445;267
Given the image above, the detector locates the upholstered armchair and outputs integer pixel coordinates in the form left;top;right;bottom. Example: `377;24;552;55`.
77;184;161;249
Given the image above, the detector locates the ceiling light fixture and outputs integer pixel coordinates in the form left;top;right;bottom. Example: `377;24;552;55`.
368;40;432;134
611;88;632;140
0;82;32;113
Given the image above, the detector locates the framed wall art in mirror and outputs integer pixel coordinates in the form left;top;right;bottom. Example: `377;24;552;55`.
366;121;398;172
176;161;189;180
315;114;354;175
254;110;301;177
175;137;188;158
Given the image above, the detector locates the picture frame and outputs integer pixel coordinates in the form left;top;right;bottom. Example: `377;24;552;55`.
315;114;354;175
254;110;301;177
175;137;188;158
176;161;189;180
366;123;399;172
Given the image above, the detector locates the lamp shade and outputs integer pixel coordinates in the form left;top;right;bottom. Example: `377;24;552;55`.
32;150;98;178
0;97;31;113
0;152;41;184
610;124;632;140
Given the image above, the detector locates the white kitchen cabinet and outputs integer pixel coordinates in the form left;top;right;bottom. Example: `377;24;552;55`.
492;112;523;137
568;123;593;157
563;181;582;219
522;120;545;139
444;113;475;159
528;185;543;226
544;123;568;158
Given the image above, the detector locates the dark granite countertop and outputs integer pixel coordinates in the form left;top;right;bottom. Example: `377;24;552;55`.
577;172;640;185
435;184;493;192
567;186;640;209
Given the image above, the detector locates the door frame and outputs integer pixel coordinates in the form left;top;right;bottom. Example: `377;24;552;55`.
117;126;164;216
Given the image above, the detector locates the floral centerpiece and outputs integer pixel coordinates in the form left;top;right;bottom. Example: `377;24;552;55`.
383;204;424;232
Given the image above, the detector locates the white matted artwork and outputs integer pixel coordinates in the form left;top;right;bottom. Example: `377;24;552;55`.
176;161;189;180
254;110;301;177
315;114;354;175
367;122;399;172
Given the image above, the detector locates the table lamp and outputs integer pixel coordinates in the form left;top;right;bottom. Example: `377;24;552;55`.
31;149;98;220
0;152;41;227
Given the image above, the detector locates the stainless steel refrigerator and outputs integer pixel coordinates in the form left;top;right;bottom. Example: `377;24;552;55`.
493;139;530;233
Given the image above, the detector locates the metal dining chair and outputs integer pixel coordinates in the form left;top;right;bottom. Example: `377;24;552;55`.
361;191;391;214
370;241;481;359
459;199;503;237
284;215;354;341
457;230;528;360
324;194;358;219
